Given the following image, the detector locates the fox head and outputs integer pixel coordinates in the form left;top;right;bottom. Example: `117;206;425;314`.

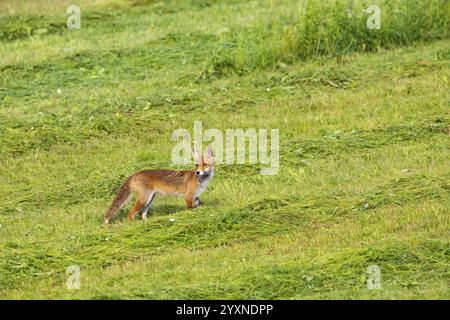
193;145;215;178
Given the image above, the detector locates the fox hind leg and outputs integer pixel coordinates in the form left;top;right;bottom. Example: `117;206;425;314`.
127;201;143;221
141;192;156;220
128;195;147;221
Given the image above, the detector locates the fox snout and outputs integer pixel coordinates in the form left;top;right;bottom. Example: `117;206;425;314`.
195;169;209;176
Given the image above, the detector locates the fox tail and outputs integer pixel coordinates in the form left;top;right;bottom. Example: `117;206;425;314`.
104;179;132;224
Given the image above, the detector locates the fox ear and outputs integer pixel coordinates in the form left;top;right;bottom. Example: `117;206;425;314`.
205;144;214;158
192;148;201;164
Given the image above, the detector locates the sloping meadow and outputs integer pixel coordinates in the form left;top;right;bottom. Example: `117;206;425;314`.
0;0;449;299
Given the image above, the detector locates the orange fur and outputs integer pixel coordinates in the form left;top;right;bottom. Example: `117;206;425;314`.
104;147;214;224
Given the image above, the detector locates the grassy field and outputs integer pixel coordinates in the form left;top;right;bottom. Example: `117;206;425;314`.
0;0;449;299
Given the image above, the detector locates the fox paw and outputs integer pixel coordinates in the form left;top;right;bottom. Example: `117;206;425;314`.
194;198;202;207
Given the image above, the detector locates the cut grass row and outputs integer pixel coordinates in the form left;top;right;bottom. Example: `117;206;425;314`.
1;40;448;160
1;130;448;293
2;0;449;64
3;200;449;298
1;172;448;292
1;119;448;214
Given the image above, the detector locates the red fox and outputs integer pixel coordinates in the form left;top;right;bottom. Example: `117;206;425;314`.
104;146;215;224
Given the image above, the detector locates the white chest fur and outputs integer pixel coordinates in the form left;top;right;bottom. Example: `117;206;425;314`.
194;171;213;199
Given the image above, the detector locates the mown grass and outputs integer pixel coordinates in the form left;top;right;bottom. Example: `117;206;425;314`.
0;0;449;299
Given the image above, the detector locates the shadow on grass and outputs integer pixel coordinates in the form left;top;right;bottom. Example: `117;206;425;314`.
104;199;220;223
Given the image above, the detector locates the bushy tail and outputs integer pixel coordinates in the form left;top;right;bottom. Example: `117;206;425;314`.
104;179;132;224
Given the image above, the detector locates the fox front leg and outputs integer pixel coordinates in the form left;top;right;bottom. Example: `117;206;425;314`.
185;192;194;209
185;193;201;209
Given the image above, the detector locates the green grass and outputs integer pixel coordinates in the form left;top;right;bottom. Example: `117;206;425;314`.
0;0;449;299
